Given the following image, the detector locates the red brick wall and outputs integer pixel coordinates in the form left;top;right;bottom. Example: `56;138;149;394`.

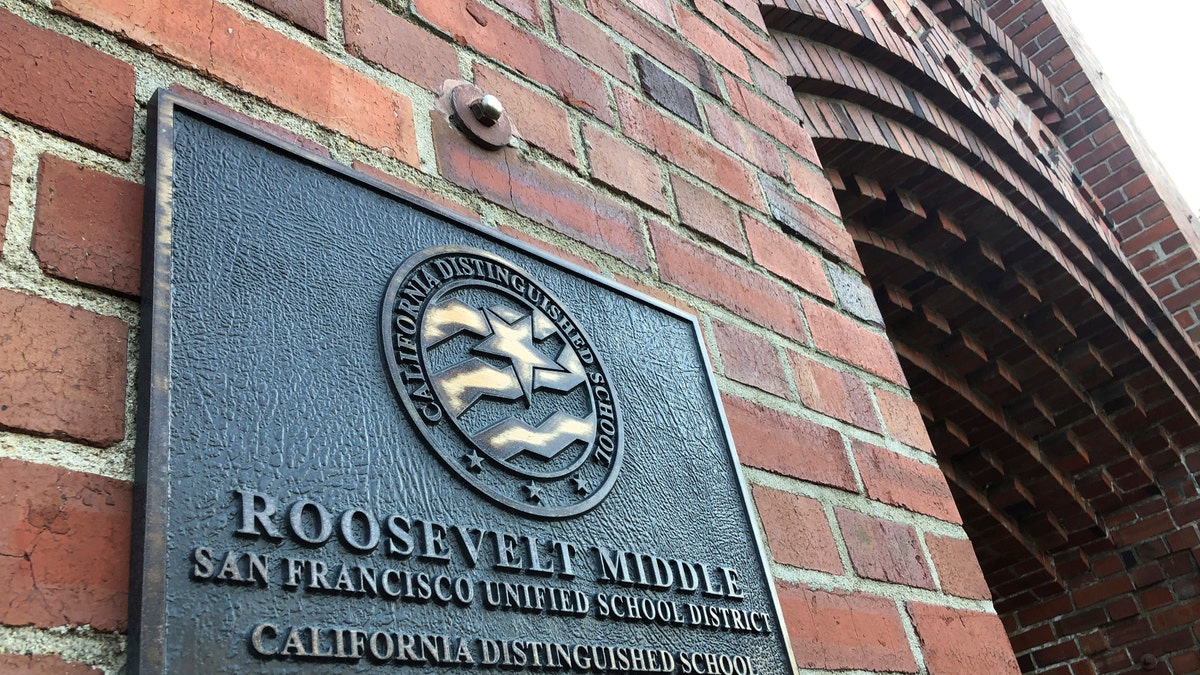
1;0;1018;671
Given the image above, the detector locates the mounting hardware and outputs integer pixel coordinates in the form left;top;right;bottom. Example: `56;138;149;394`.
449;83;512;150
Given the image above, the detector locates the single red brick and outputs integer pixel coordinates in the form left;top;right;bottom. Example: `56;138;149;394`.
552;2;630;83
350;160;479;221
703;103;786;179
584;125;667;211
713;320;788;398
669;174;745;254
743;215;834;300
433;114;647;269
0;9;134;159
725;73;819;163
778;583;918;672
343;0;460;91
835;508;935;589
0;458;131;631
925;533;990;600
790;352;882;432
1073;575;1133;608
618;90;763;209
722;394;856;491
33;154;143;297
56;0;417;165
475;64;576;166
853;440;961;523
693;0;775;67
720;0;768;31
1149;597;1200;632
675;6;750;80
787;155;841;215
1018;594;1073;626
803;299;907;384
751;485;842;574
250;0;325;36
0;135;11;247
874;387;934;453
0;291;127;446
0;654;103;675
414;0;611;123
650;223;804;340
908;602;1021;675
629;0;674;26
1010;624;1056;653
496;0;541;26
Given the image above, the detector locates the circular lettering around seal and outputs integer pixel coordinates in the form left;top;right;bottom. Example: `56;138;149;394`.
381;246;623;518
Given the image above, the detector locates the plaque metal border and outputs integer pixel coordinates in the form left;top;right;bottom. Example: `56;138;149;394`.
132;89;799;674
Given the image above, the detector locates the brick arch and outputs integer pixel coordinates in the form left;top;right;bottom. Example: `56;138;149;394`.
761;0;1200;671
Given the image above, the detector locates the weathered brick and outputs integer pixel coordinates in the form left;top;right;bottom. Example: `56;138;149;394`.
0;135;11;247
415;0;611;123
743;215;833;300
628;0;674;27
670;174;745;254
926;533;991;599
250;0;325;36
56;0;417;164
720;0;768;32
704;102;786;179
634;54;702;129
693;0;775;67
619;90;763;210
650;223;804;340
789;352;882;432
584;125;667;212
853;440;961;523
0;654;103;675
908;603;1021;675
674;6;749;81
751;485;842;574
552;2;630;83
725;73;820;163
434;114;647;269
803;299;908;385
722;394;856;491
475;64;576;166
496;0;541;27
589;0;718;96
836;507;936;589
33;154;143;297
761;180;860;270
0;9;134;159
0;291;127;447
828;264;883;325
874;387;934;453
713;320;788;398
0;458;131;631
343;0;460;91
778;583;918;672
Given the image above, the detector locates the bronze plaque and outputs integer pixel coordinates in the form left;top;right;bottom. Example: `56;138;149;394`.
132;91;797;673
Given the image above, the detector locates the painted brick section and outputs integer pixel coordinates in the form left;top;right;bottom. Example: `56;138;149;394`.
852;440;962;524
722;394;857;491
835;507;936;589
670;174;745;254
55;0;418;164
925;533;991;600
414;0;610;124
743;215;833;300
790;351;882;433
33;155;143;297
713;319;788;398
0;135;11;247
343;0;460;91
0;9;134;159
474;64;576;166
0;458;131;632
433;115;648;270
584;124;667;212
908;602;1021;675
0;291;127;447
249;0;324;36
0;654;103;675
650;223;804;340
751;485;842;574
803;299;908;385
777;583;918;672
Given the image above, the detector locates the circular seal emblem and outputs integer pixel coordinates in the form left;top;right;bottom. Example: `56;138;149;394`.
381;246;623;518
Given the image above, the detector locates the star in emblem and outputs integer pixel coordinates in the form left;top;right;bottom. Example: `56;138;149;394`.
463;450;485;472
473;309;565;405
571;476;590;495
522;481;543;503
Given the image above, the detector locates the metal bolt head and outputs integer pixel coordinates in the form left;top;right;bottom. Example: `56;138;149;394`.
470;94;505;126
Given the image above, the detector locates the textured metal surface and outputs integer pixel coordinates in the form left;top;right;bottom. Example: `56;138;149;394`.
133;91;796;674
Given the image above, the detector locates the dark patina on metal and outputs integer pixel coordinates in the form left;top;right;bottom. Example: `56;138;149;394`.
133;90;798;674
